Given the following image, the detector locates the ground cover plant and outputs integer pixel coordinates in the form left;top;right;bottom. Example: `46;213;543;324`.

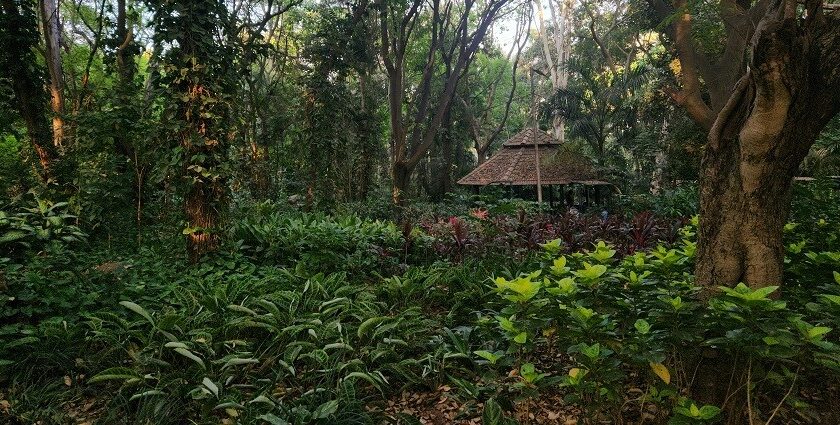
3;189;840;424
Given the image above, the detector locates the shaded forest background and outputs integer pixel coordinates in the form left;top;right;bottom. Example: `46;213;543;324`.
3;0;836;248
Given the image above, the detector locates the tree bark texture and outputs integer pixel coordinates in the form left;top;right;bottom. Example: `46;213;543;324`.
0;0;57;182
40;0;65;148
696;1;840;292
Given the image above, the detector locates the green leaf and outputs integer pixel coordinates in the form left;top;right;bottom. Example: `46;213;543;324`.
496;316;516;332
258;413;290;425
550;256;570;276
822;294;840;306
312;399;339;419
88;367;142;383
357;316;388;339
129;390;166;401
513;332;527;344
249;395;276;407
580;343;600;359
4;336;38;349
634;319;651;334
120;301;155;325
474;350;503;365
173;347;205;369
482;398;503;425
202;377;219;397
227;304;258;316
0;230;28;244
808;326;831;339
344;371;385;392
698;405;721;419
574;262;608;280
222;358;259;369
689;403;701;417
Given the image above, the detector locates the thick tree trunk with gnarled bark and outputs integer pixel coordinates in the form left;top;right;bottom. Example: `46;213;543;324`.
696;16;839;417
696;2;840;292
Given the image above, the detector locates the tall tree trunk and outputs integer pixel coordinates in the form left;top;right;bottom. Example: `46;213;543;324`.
40;0;64;148
534;0;572;142
392;162;410;206
1;0;57;182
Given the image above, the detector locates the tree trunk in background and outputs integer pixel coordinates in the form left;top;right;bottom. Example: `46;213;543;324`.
477;145;489;165
40;0;64;148
534;0;572;142
111;0;145;233
0;0;57;182
379;0;511;207
185;178;223;262
391;162;410;206
114;0;133;85
149;0;234;262
357;72;374;201
438;100;454;198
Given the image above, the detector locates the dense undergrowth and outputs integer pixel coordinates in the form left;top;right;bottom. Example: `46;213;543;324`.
1;183;839;424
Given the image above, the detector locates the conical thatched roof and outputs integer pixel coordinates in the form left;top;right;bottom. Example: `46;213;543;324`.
457;128;609;186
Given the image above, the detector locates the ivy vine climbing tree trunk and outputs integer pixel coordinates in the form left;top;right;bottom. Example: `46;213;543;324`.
377;0;513;206
0;0;58;183
148;0;237;262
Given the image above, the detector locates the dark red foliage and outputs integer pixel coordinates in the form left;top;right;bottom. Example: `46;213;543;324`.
417;209;681;262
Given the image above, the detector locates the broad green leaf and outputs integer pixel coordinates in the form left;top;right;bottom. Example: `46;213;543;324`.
173;347;205;369
202;377;219;397
222;358;259;369
258;413;290;425
120;301;155;325
129;390;165;401
357;316;388;339
698;405;721;419
634;319;651;334
482;397;503;425
474;350;503;364
249;395;276;406
88;367;142;383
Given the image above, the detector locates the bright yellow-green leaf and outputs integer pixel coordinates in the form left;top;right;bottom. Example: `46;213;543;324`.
689;403;701;417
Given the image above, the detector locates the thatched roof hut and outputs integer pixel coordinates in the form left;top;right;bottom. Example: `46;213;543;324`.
457;128;609;187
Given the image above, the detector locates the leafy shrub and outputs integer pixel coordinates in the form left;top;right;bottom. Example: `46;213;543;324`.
611;185;699;218
0;195;87;260
471;224;840;423
230;209;410;279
